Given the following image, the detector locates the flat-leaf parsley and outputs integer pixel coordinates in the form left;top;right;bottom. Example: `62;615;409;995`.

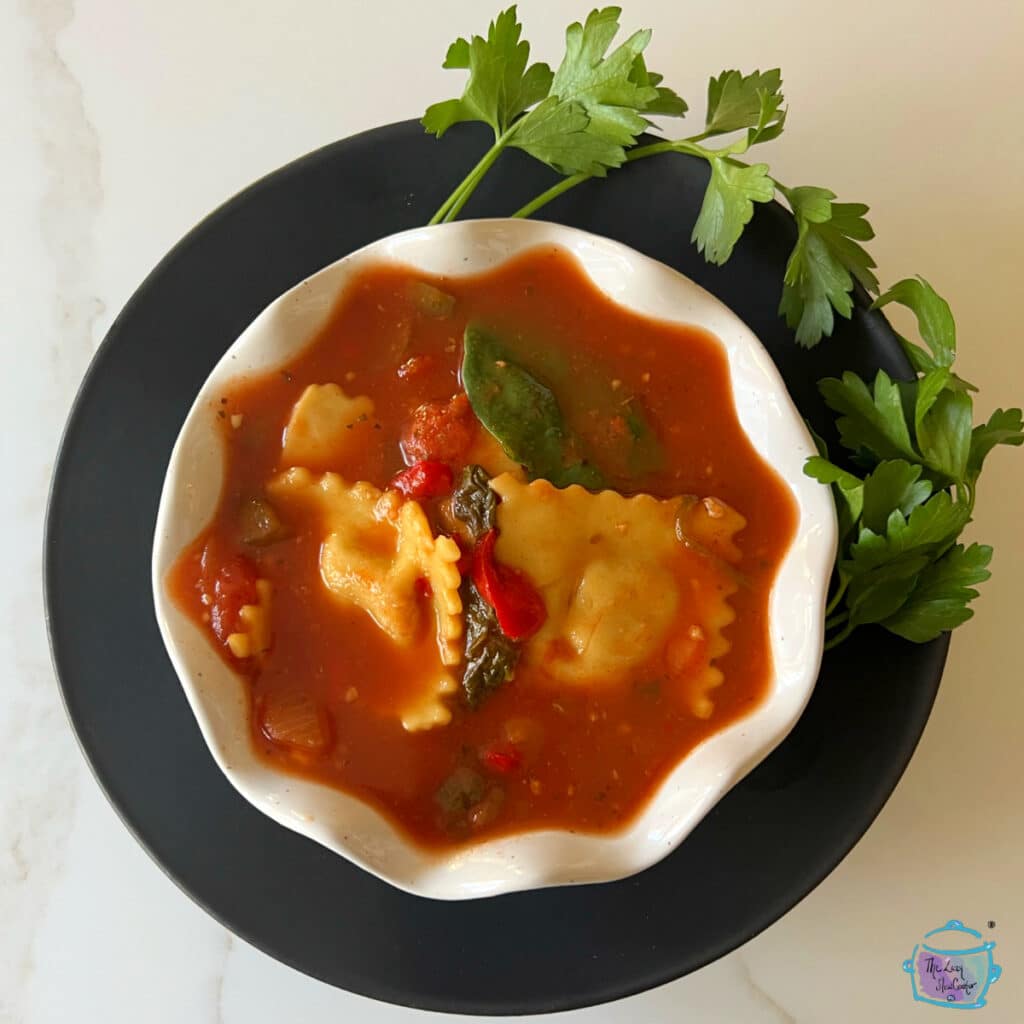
419;6;1022;647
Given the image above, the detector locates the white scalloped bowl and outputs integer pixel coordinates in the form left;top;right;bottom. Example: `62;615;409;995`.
152;218;836;900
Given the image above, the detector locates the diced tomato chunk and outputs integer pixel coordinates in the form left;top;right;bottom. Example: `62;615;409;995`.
401;393;477;464
201;546;259;643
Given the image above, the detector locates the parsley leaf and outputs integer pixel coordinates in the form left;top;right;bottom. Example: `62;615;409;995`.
422;7;552;140
871;277;977;389
779;188;878;347
841;491;971;627
860;460;933;534
683;70;785;268
914;368;952;434
424;6;684;222
805;273;1018;648
845;489;968;572
873;277;955;366
704;69;785;144
846;563;924;627
817;204;879;291
549;7;659;147
509;96;623;175
747;91;787;147
804;454;863;493
882;543;993;642
916;388;973;485
968;407;1024;480
691;158;775;264
819;370;917;463
628;54;687;117
819;363;974;488
803;454;863;542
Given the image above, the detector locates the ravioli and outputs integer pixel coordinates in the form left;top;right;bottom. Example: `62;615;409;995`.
281;383;375;467
398;673;459;733
226;579;272;659
490;474;744;716
268;468;463;730
464;427;526;482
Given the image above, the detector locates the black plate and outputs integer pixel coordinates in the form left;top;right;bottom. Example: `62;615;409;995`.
45;120;947;1016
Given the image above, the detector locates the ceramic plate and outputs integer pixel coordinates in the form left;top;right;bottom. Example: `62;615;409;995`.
46;120;946;1014
151;217;835;899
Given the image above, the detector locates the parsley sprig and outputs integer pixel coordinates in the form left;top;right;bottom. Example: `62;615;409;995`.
511;74;875;348
423;7;684;224
806;279;1022;646
422;6;1022;648
424;10;868;347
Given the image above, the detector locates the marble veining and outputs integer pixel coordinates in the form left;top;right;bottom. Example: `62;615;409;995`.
738;960;796;1024
2;0;104;1020
27;0;106;393
214;933;233;1024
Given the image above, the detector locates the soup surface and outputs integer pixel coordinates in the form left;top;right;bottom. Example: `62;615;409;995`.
170;245;796;848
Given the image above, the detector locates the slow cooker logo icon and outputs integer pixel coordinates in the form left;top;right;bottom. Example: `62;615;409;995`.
902;920;1002;1009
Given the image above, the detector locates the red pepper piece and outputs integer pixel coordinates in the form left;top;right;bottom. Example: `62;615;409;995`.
389;460;454;500
472;530;547;641
481;744;523;774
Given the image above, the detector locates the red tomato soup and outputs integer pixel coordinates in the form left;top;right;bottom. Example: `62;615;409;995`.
169;246;796;849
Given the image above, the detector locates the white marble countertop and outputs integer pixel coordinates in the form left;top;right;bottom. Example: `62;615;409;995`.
5;1;1023;1021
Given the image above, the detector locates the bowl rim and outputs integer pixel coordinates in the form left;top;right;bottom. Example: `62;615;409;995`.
151;217;837;900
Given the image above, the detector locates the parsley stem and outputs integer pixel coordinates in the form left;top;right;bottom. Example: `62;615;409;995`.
512;173;589;219
962;480;977;514
511;137;721;219
430;128;517;225
628;139;694;160
824;576;850;617
429;152;490;224
429;168;473;225
825;610;849;630
430;148;495;224
823;621;855;650
443;140;508;222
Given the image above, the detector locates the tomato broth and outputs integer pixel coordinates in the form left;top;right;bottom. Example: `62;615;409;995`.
170;246;796;848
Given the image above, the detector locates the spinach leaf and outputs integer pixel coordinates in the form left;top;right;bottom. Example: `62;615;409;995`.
451;464;497;541
462;326;604;489
461;581;520;706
